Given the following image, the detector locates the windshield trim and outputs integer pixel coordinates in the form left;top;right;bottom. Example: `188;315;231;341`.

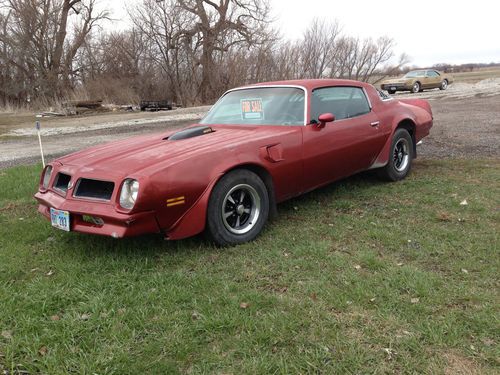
211;85;308;126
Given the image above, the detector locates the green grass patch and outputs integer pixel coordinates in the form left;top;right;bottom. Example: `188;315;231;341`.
1;160;499;374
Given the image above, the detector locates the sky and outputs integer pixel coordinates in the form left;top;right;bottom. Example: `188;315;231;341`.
105;0;500;67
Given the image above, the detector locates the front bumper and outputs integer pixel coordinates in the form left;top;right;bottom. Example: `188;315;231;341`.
381;83;412;91
35;190;161;238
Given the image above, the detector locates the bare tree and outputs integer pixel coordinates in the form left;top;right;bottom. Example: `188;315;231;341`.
298;18;341;78
374;52;411;83
327;35;398;82
0;0;108;102
130;0;200;105
175;0;271;102
1;2;405;107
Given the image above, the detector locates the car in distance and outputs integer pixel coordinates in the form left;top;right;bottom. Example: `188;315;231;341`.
381;70;453;94
35;79;433;246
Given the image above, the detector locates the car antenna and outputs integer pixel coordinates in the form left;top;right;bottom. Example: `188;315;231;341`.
36;120;45;168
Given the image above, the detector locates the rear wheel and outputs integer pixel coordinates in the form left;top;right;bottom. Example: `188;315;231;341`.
206;169;269;246
388;89;396;95
378;128;414;181
411;82;420;93
440;79;448;90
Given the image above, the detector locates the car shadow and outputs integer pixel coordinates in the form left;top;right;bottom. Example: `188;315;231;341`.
62;167;406;263
277;169;384;209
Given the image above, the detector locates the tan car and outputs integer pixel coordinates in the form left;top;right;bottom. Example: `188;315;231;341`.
381;70;453;94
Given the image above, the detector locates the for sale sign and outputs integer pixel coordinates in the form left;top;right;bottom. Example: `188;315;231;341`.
241;98;264;120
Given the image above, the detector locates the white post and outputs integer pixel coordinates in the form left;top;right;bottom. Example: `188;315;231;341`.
36;121;45;168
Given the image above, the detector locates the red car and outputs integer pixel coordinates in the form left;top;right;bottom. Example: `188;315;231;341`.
35;79;433;246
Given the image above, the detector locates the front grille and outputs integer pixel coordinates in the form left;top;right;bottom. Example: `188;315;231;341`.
54;173;71;193
74;178;114;201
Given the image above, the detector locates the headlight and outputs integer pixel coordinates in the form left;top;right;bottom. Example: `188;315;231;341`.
42;166;52;189
120;179;140;209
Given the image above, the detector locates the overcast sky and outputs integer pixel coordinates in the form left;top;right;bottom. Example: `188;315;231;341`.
107;0;500;67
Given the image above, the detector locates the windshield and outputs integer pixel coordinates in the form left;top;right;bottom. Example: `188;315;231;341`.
404;71;426;78
200;87;305;126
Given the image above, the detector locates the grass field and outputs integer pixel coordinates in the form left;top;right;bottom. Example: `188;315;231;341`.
452;67;500;83
0;159;499;374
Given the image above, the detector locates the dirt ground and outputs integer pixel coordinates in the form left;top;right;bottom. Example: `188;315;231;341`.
0;79;499;169
414;94;500;159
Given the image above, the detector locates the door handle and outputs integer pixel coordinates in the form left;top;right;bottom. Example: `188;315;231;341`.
370;121;380;127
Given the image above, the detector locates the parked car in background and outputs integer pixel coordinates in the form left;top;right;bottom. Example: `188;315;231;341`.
35;79;433;246
140;100;173;111
381;70;453;94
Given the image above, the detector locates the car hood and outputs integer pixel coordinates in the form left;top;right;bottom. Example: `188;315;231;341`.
56;124;296;176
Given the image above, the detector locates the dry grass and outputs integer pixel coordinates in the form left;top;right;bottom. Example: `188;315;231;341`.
442;350;483;375
452;66;500;83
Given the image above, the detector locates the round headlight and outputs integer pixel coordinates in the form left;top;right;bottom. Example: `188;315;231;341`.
120;179;140;209
42;166;52;189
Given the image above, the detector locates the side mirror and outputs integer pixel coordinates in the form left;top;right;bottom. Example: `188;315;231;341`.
318;113;335;127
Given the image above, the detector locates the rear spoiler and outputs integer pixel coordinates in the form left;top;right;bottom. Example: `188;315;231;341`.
398;98;433;117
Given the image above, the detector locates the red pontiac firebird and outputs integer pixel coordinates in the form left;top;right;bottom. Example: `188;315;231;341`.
35;79;433;246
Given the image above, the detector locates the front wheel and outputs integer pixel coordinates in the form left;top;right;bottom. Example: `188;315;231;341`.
388;89;396;95
378;128;414;181
411;82;420;93
206;169;269;246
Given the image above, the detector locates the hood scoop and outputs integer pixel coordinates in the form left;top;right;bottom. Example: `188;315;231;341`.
166;126;214;141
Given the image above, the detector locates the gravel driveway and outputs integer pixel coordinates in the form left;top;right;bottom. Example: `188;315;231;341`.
417;94;500;159
1;80;498;170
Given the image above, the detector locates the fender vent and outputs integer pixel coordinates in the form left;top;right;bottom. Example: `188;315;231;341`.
166;126;214;141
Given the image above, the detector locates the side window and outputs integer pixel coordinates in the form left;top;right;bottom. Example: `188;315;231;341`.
427;70;439;77
311;86;371;121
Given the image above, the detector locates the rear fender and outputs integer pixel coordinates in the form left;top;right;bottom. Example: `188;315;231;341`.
370;98;432;169
398;99;433;117
370;115;417;169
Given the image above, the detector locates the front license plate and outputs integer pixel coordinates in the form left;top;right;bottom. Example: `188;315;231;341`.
50;208;70;232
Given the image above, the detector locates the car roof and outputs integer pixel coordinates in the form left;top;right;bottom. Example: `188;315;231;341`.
240;79;372;91
408;69;432;73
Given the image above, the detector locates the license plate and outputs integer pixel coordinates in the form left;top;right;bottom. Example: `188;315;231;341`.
50;208;70;232
391;86;396;91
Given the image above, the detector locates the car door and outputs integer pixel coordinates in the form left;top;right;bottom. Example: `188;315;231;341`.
425;70;441;89
301;86;386;191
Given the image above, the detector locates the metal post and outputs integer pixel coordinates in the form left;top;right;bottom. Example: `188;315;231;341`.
36;121;45;168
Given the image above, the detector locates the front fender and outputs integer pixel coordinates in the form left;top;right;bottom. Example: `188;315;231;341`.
165;157;277;240
164;174;222;240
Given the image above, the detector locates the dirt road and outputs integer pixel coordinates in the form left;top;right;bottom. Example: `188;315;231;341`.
1;80;498;170
0;107;210;169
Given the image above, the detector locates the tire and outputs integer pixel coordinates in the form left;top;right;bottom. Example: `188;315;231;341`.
439;79;448;90
411;82;420;94
206;169;269;246
388;90;396;95
378;128;414;181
